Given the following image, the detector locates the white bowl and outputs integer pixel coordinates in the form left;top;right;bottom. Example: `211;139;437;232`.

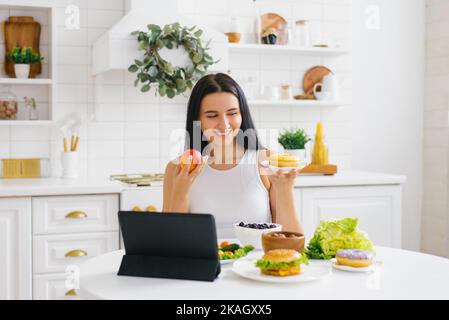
234;223;282;250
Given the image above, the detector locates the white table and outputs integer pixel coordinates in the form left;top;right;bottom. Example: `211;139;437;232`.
79;246;449;300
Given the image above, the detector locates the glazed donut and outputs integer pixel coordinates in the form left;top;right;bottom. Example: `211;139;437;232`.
336;249;374;268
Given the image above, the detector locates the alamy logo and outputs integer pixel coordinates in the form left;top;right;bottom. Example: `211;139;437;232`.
365;5;381;30
65;5;80;30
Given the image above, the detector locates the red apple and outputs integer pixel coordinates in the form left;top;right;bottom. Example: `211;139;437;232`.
179;149;202;173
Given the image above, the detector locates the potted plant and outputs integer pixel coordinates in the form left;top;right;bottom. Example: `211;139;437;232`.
6;47;44;79
278;128;311;160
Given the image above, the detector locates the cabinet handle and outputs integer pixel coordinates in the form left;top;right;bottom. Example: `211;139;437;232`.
64;249;88;258
65;211;88;219
132;206;143;212
146;205;158;212
65;289;77;296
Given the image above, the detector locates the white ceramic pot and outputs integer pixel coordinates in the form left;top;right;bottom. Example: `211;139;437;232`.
14;64;30;79
284;148;306;161
61;151;79;179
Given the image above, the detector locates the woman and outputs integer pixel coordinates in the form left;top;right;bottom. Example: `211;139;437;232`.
163;73;304;237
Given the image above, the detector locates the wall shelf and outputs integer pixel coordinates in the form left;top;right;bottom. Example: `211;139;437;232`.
248;100;347;107
228;43;349;56
0;1;55;125
0;120;53;126
0;78;52;85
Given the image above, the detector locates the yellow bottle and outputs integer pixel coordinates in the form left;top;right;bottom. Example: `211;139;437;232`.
311;122;328;165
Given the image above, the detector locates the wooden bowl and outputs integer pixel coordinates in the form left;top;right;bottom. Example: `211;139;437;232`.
225;32;241;43
262;231;305;253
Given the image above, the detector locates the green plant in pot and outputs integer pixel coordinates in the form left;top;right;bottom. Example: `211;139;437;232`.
278;128;311;160
6;47;44;79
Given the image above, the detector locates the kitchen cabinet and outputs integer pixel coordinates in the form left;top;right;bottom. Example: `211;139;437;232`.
0;198;32;300
0;193;120;300
295;185;402;247
31;194;120;300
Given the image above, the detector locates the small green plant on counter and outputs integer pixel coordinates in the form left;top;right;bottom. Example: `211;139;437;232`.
278;128;311;150
6;47;44;64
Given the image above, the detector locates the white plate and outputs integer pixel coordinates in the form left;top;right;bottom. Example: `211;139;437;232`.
220;259;237;265
330;258;380;273
232;260;331;283
260;160;307;173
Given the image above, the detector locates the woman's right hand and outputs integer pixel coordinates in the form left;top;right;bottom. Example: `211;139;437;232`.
170;155;208;199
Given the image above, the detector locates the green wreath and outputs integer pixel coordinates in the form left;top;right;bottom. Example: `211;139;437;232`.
128;22;216;98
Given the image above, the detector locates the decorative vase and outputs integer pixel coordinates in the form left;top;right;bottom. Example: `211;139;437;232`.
14;64;30;79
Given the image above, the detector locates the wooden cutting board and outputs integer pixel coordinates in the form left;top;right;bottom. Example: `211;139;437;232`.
303;65;332;95
3;16;42;78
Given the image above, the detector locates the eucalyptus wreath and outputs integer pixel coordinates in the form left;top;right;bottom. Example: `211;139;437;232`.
128;22;216;98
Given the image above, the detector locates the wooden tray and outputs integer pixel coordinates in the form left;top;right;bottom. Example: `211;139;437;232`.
299;164;338;175
260;13;288;45
3;16;42;78
303;65;332;95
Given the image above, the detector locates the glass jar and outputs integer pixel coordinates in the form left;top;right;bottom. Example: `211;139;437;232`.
0;87;18;120
278;22;292;45
280;84;293;100
295;20;311;47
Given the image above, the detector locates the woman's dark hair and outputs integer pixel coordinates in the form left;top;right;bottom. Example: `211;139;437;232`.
185;73;264;153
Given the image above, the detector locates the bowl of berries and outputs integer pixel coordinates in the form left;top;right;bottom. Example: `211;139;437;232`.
234;222;282;250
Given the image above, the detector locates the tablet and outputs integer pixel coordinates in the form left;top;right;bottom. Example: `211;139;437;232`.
117;211;221;281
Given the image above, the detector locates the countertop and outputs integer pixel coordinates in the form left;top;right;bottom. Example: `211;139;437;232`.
0;170;406;197
79;246;449;300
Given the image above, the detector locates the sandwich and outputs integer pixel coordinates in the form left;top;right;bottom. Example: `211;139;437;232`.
255;249;308;276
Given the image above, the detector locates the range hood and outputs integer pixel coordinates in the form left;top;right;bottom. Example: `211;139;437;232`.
92;0;229;75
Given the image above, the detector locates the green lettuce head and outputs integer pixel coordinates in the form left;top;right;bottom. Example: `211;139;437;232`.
305;217;373;259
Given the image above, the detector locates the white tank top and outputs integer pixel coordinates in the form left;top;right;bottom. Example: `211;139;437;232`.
189;149;272;238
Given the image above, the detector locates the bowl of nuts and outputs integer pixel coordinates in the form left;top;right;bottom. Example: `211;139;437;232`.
234;222;282;250
261;231;305;253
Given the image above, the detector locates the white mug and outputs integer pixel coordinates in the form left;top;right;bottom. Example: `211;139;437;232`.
260;85;279;101
61;151;79;179
314;91;332;101
313;73;339;101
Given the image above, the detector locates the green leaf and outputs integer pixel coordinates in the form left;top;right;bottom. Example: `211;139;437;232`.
134;59;143;66
141;84;151;92
166;88;175;98
159;84;167;96
194;29;203;37
176;78;186;91
148;66;158;77
192;53;203;64
128;64;139;73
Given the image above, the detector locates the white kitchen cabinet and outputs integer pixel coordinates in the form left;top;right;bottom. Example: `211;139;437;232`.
296;185;402;248
0;198;32;300
31;193;120;300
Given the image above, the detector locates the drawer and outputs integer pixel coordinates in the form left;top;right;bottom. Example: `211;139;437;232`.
32;194;119;235
33;273;81;300
33;232;119;274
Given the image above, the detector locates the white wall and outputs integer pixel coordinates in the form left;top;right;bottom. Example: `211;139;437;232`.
0;0;353;177
0;0;425;252
351;0;425;251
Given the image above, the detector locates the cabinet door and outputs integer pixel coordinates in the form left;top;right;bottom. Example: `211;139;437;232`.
299;186;402;248
120;188;163;212
0;198;32;300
